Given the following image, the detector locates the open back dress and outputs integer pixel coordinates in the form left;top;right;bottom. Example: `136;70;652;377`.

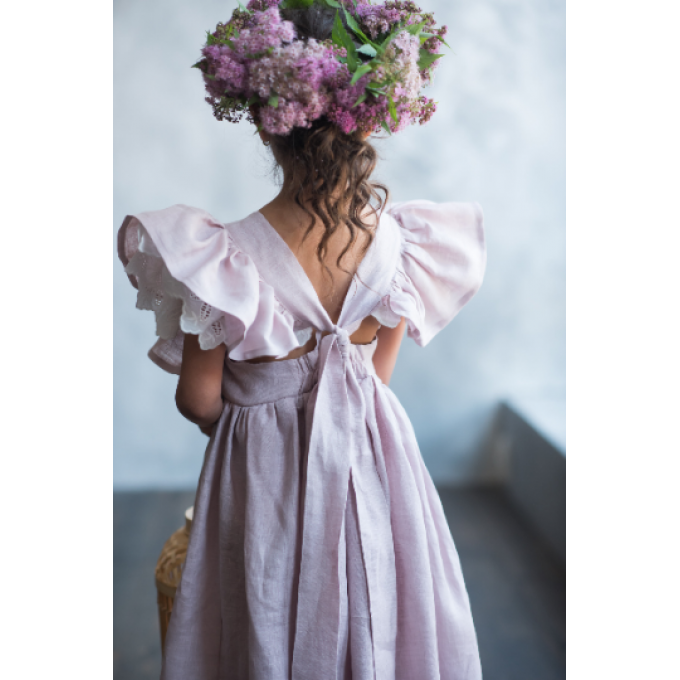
118;199;487;680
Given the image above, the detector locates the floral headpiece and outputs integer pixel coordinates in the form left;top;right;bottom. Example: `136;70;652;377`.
193;0;448;136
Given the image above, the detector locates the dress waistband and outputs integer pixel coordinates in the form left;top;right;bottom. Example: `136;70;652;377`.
221;340;378;408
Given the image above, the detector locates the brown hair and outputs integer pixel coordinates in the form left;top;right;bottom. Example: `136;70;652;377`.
267;119;389;274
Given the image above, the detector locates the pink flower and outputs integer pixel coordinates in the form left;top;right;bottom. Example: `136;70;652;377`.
259;100;310;135
246;0;280;10
197;0;445;135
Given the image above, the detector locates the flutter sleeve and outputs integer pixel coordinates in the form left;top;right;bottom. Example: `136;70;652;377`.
117;204;305;373
371;200;486;346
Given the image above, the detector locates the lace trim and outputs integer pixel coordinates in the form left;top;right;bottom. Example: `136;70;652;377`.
125;250;227;350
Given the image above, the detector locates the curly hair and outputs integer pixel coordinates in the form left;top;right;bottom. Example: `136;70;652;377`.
266;118;389;274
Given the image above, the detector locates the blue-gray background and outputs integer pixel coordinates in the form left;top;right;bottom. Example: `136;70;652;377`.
114;0;565;490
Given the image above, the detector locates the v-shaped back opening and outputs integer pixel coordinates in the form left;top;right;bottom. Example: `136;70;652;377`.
253;210;382;326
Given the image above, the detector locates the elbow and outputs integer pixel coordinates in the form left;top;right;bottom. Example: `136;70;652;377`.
175;390;223;427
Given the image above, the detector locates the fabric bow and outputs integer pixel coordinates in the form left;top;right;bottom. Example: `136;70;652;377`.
291;326;396;679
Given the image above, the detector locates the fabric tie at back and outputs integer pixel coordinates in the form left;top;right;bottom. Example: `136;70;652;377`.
330;325;351;360
292;324;397;678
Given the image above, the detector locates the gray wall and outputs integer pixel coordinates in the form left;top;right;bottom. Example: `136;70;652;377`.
113;0;565;489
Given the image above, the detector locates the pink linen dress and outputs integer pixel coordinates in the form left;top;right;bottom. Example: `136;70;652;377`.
118;200;486;680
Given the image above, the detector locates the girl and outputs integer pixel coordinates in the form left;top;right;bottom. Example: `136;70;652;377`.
118;2;486;678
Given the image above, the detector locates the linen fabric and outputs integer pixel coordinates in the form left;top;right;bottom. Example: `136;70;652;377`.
118;201;486;680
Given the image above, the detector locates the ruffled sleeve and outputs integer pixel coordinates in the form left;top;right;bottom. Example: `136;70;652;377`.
118;204;308;373
371;200;486;346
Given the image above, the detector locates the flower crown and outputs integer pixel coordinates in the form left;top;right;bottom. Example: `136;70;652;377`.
193;0;449;136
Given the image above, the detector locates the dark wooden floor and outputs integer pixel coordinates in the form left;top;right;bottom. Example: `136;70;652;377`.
114;488;565;679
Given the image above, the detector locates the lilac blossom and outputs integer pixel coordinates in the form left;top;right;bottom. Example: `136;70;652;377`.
355;1;430;39
249;40;343;102
196;0;446;136
246;0;281;10
230;8;296;58
384;30;422;99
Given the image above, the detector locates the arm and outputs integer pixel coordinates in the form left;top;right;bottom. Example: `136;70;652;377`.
176;334;226;428
372;318;406;386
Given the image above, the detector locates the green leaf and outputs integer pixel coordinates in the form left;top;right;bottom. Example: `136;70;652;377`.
331;11;347;48
381;120;392;135
246;95;260;107
353;92;367;108
417;51;443;72
406;21;427;37
268;94;279;108
332;11;358;71
350;63;373;85
343;8;369;42
347;48;359;73
342;8;382;52
387;95;398;123
420;31;451;49
357;43;378;58
379;23;403;51
322;0;343;8
283;0;315;8
191;60;204;69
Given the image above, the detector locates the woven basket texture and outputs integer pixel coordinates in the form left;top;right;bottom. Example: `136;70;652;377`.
155;508;192;651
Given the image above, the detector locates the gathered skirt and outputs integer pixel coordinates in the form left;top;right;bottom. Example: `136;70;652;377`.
160;344;482;680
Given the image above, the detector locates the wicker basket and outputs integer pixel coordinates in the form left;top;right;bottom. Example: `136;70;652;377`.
155;506;193;652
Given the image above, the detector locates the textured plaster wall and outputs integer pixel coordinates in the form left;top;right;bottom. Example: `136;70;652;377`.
113;0;565;489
